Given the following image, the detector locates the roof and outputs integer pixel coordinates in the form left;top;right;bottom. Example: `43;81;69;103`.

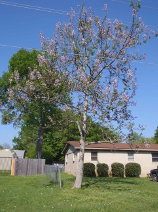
63;141;158;154
14;150;25;158
0;149;16;158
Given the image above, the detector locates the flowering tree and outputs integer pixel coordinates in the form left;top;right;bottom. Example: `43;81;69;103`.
3;1;156;187
39;1;156;188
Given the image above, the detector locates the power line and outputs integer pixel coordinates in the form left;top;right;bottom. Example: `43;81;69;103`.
0;0;68;15
0;43;34;50
0;1;157;30
0;43;158;67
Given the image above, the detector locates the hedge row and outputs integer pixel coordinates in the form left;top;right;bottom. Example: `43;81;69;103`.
83;162;141;178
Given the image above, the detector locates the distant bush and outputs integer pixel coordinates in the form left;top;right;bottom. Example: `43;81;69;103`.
111;163;124;177
125;163;141;177
83;163;96;177
97;163;109;177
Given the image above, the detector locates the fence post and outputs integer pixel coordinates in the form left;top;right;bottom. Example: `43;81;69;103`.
55;165;58;183
11;158;16;176
58;168;62;188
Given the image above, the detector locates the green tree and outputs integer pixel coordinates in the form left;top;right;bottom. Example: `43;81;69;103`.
128;132;145;143
154;127;158;144
0;49;70;158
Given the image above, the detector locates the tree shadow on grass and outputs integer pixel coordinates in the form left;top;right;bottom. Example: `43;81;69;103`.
82;177;141;191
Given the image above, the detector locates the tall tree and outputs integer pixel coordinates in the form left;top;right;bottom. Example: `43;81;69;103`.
40;2;156;188
0;49;70;158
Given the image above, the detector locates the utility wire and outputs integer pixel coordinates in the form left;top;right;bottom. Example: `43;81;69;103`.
0;1;157;30
0;43;34;50
0;43;158;66
0;0;68;15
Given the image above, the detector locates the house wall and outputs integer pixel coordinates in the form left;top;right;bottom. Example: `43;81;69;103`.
65;147;158;177
84;150;158;177
64;146;78;175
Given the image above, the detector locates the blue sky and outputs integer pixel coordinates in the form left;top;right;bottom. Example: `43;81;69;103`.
0;0;158;147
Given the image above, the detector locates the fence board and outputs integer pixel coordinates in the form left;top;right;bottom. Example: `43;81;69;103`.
13;159;45;176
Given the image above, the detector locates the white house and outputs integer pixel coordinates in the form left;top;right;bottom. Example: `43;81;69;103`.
63;141;158;177
0;149;25;170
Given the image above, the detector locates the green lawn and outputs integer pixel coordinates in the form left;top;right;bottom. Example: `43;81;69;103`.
0;171;158;212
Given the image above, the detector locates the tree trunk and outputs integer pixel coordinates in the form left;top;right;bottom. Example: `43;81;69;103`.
73;94;88;188
36;125;44;159
73;136;85;188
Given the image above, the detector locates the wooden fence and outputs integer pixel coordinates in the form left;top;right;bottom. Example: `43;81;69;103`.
0;158;12;170
11;158;45;176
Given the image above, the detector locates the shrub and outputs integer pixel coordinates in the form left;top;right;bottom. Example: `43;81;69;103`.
125;163;141;177
97;163;109;177
111;162;124;177
83;163;96;177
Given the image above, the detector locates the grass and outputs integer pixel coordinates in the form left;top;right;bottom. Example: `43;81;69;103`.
0;171;158;212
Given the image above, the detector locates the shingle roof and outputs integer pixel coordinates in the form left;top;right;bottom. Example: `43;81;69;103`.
63;141;158;154
14;150;25;158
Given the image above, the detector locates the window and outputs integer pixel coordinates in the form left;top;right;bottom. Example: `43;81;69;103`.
152;153;158;162
128;153;134;161
91;152;98;161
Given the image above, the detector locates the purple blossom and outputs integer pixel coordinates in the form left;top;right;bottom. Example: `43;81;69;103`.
56;22;61;32
82;7;87;16
71;8;75;17
71;30;75;36
103;4;108;11
61;56;65;63
88;17;93;23
132;8;137;17
106;19;111;25
143;54;146;59
105;49;110;56
121;93;129;102
127;69;132;80
139;16;142;22
150;30;155;35
114;19;119;26
94;59;100;69
39;32;45;47
30;71;35;81
112;78;118;89
14;70;19;81
142;34;147;41
38;55;46;67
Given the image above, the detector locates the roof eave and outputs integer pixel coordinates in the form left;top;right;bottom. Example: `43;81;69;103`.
74;147;158;152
